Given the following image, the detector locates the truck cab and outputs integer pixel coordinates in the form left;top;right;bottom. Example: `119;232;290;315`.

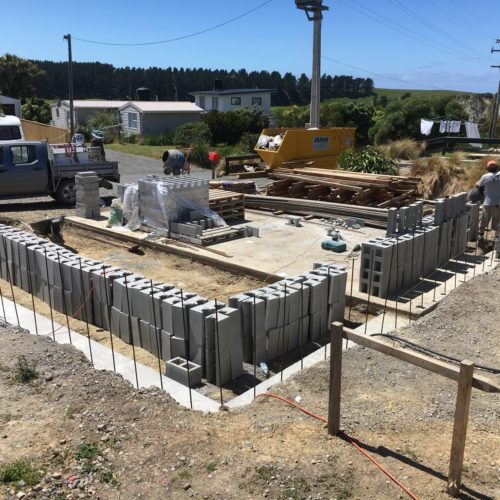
0;142;49;195
0;114;25;143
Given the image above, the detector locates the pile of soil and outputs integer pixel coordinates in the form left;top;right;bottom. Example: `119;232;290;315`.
0;267;498;498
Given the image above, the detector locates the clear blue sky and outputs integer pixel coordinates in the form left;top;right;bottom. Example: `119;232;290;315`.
3;0;500;93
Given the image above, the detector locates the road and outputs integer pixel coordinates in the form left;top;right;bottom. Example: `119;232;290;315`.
105;149;213;184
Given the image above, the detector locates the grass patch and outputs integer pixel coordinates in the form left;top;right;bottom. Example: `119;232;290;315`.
178;469;192;480
11;356;37;384
106;143;170;159
98;468;118;485
256;465;274;482
0;459;43;486
284;478;311;499
205;461;217;473
75;442;101;461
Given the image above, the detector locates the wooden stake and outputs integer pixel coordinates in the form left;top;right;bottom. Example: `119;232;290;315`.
328;321;343;436
447;360;474;497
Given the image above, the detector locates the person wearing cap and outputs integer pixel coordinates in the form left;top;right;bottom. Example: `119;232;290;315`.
476;159;500;243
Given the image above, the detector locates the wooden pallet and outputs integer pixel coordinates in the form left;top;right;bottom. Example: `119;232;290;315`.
170;226;244;246
209;189;245;221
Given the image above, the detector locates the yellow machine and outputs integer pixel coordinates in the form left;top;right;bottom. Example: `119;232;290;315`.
255;127;356;170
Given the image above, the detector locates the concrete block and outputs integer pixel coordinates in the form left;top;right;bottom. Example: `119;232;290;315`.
165;357;202;387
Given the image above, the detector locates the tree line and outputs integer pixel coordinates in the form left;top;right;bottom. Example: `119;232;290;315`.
29;60;374;105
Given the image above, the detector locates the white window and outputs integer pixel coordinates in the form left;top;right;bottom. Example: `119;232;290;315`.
56;108;60;117
212;96;219;110
128;112;138;129
231;96;241;105
199;96;205;109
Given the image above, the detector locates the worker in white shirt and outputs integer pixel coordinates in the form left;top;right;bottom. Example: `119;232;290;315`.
476;160;500;244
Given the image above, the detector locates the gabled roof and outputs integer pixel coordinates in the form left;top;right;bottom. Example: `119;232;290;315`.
190;88;274;96
120;101;204;113
53;100;128;109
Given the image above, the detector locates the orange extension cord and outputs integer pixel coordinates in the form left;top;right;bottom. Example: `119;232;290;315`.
256;393;419;500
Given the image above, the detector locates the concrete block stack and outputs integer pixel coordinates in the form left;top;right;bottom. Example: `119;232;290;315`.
138;175;210;232
75;172;101;219
360;193;477;298
229;265;348;365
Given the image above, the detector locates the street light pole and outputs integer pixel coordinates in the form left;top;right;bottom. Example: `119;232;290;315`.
63;34;75;139
311;16;322;128
295;0;329;129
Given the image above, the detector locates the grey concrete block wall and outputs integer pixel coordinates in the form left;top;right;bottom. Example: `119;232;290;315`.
0;225;348;388
361;194;475;298
229;265;348;366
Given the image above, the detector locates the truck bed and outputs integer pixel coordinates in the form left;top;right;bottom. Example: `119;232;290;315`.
51;161;120;182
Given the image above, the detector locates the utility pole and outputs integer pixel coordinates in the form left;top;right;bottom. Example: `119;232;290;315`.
489;39;500;138
295;0;329;129
63;34;75;138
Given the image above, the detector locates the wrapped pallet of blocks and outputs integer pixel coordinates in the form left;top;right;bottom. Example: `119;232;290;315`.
138;175;213;232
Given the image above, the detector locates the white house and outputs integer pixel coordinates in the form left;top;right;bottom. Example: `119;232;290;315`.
119;101;204;136
50;100;128;129
190;88;273;114
0;94;22;118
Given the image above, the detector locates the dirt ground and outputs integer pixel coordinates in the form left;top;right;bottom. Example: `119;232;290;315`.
0;265;498;499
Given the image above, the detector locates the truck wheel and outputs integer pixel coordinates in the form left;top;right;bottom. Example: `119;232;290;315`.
56;180;76;206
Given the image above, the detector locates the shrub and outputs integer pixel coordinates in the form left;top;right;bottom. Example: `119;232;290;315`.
203;108;268;144
236;132;260;154
174;121;211;147
87;110;120;144
339;147;397;175
410;154;480;199
120;133;139;145
11;355;37;383
75;442;101;461
189;141;212;169
140;131;174;146
0;459;42;486
376;139;423;160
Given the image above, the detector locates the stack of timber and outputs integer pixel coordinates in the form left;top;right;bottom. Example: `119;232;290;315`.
267;168;421;208
244;194;388;228
209;188;245;221
209;180;257;194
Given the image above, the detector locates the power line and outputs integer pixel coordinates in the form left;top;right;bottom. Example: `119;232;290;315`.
73;0;273;46
322;54;459;92
453;2;499;32
337;0;485;64
418;0;493;42
386;0;485;60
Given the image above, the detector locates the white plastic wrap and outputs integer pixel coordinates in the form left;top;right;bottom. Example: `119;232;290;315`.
122;184;141;230
138;176;225;233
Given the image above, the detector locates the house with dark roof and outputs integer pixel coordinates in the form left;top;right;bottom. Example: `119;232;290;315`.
190;85;273;114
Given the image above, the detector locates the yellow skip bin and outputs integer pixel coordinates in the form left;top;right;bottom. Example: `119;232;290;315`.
255;127;356;170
